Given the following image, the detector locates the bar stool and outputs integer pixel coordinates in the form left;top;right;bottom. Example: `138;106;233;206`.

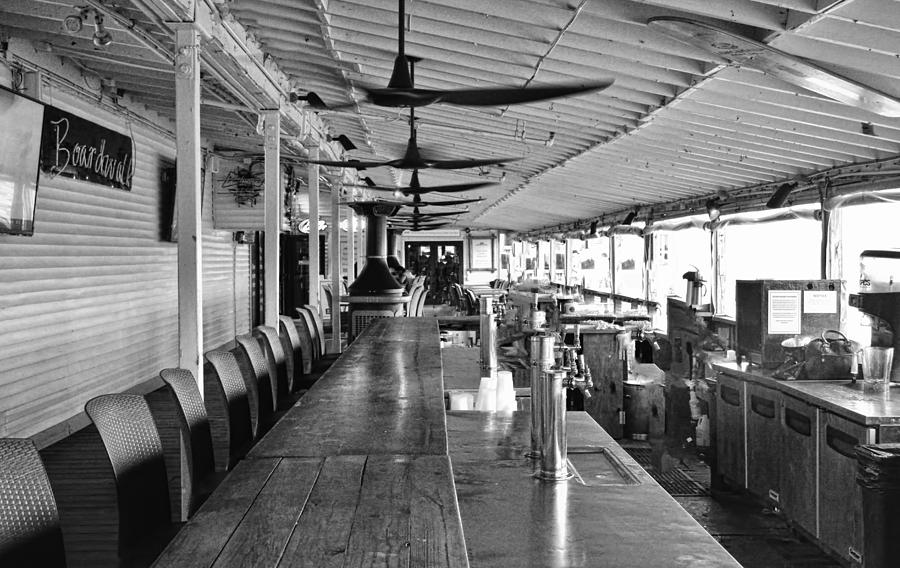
0;439;67;567
85;394;180;567
203;351;254;470
252;325;291;409
278;314;307;390
158;368;227;518
234;334;277;437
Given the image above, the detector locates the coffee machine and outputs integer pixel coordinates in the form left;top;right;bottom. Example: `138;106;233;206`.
682;269;706;306
848;250;900;383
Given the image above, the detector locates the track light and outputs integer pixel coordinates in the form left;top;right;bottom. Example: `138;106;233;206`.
622;208;638;225
289;91;328;110
92;12;112;47
331;134;357;151
63;8;112;46
361;176;376;187
706;198;721;222
766;182;798;209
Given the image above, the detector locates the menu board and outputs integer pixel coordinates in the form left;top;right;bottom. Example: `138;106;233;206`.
768;290;802;334
40;105;134;190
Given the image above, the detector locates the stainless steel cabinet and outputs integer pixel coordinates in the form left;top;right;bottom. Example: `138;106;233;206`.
818;411;874;566
745;383;781;503
581;331;624;439
780;394;817;538
716;373;746;488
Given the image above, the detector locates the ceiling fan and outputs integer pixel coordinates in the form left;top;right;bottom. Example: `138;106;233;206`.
306;0;613;109
352;170;495;195
348;195;483;207
303;96;520;170
393;208;468;219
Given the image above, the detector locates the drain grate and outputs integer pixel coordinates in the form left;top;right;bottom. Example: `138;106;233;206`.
624;447;709;497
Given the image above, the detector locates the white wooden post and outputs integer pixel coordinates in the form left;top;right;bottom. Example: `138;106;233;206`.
307;147;320;312
263;110;281;328
173;24;203;393
347;206;355;281
330;179;342;353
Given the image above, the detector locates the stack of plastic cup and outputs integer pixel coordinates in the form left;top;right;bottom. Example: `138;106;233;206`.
449;391;475;410
475;375;497;411
496;370;516;412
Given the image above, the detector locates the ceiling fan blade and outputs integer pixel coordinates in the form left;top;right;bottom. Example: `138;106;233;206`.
363;81;613;108
402;181;496;194
303;158;390;170
394;209;467;218
413;197;485;206
429;156;520;170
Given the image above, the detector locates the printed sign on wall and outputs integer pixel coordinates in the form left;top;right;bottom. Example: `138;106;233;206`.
40;106;134;190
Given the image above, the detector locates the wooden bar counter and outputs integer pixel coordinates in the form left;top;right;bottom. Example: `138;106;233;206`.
153;318;465;567
154;318;739;567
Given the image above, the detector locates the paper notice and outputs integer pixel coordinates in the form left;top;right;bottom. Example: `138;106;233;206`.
804;290;837;314
768;290;802;334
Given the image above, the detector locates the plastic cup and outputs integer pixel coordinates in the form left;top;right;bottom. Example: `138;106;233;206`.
475;376;497;411
862;346;894;386
496;370;515;412
449;391;474;410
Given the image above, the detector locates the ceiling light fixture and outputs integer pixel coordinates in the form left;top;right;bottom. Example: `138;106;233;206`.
705;198;721;222
289;92;328;110
766;182;798;209
90;10;112;47
330;134;357;151
63;7;111;46
622;208;639;225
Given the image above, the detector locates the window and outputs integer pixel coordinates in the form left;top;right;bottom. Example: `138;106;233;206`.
648;220;713;332
582;236;611;292
717;208;821;317
613;233;645;298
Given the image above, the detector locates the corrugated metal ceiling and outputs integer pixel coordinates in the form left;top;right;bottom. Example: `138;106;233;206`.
3;0;900;233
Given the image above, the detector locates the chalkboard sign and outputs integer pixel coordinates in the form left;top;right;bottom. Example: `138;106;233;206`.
40;105;134;190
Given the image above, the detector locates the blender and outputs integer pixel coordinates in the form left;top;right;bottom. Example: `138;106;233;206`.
849;250;900;385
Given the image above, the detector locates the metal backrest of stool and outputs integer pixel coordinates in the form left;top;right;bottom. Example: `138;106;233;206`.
295;308;321;361
204;351;253;469
302;304;327;356
278;315;305;389
234;334;276;436
252;326;290;405
0;438;67;567
159;368;216;515
84;394;172;549
415;286;428;317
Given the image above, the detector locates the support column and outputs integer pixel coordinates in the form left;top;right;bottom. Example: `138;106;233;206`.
347;207;356;280
263;110;281;328
174;25;203;392
330;179;342;353
307;147;320;312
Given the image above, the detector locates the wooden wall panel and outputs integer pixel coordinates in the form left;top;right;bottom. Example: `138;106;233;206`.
0;86;251;440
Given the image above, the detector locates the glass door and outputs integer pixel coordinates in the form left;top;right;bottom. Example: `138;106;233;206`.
405;241;463;304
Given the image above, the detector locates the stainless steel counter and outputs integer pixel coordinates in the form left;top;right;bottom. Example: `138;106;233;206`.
447;411;742;568
711;360;900;426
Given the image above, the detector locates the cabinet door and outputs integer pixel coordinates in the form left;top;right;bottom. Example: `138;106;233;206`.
746;383;781;502
581;333;623;438
715;373;745;488
780;394;817;538
819;411;874;565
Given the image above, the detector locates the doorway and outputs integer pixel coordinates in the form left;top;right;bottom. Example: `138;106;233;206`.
404;241;463;305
